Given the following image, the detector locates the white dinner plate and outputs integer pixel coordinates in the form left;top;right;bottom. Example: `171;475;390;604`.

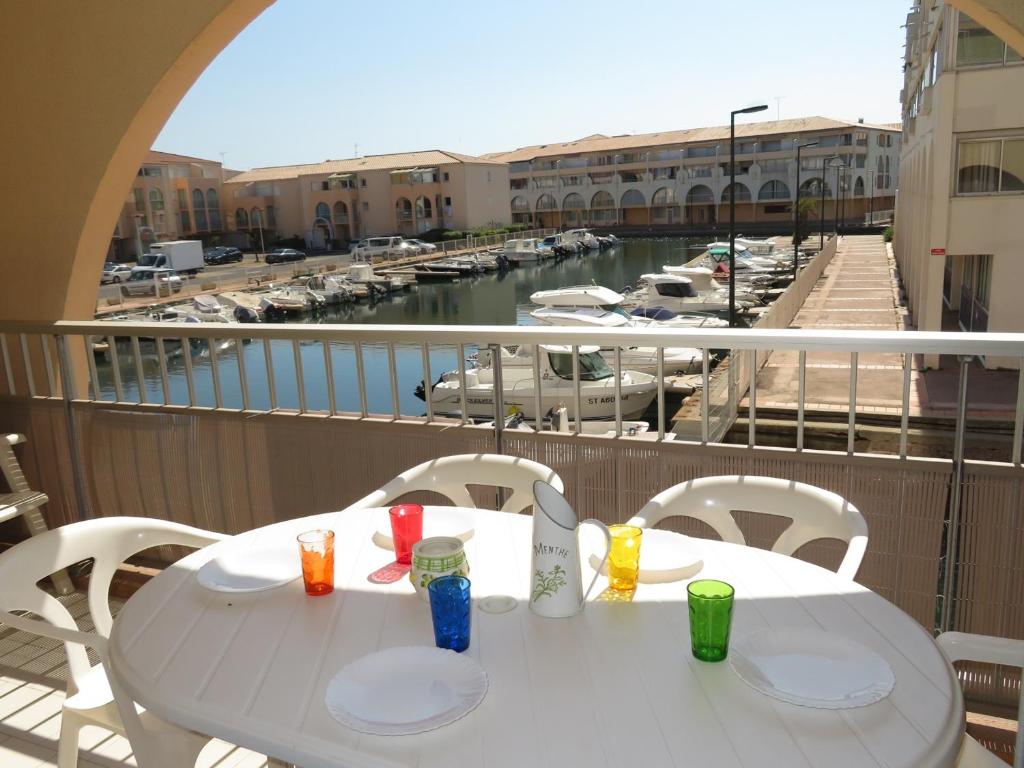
587;528;703;583
196;545;303;593
372;507;474;552
325;646;488;735
730;628;895;709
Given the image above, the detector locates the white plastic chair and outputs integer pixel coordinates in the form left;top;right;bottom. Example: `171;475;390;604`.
628;475;868;580
937;632;1024;768
0;433;73;593
0;516;227;768
348;453;564;514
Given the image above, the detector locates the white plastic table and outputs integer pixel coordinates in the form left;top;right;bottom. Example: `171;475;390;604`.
108;507;964;768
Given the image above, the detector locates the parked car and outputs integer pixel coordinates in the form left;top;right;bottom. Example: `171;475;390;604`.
395;241;423;257
265;248;306;264
101;263;133;284
406;239;438;254
204;246;244;265
120;268;183;297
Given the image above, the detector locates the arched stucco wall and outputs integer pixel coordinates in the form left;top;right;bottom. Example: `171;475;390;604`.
0;0;272;322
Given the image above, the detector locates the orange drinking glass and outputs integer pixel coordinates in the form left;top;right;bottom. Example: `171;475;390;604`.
297;529;335;596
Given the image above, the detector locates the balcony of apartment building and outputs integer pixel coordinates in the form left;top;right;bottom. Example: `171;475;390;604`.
7;7;1024;768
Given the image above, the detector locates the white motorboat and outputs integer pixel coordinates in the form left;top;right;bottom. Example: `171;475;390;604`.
560;229;601;250
483;409;663;439
347;262;406;293
624;274;756;314
187;295;234;323
734;236;779;256
305;275;355;305
529;286;702;374
257;284;324;314
496;238;543;263
416;344;658;421
704;244;791;269
218;291;266;321
530;285;727;330
660;266;765;303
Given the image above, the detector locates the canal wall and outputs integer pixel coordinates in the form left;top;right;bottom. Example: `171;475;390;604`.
672;234;840;442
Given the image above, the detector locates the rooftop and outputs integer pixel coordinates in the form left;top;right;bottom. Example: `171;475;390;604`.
143;150;222;166
483;116;903;164
226;149;505;185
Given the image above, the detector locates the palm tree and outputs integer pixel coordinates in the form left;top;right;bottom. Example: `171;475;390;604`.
794;198;818;246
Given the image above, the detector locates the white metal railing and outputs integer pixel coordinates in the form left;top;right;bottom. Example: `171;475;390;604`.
3;318;1024;635
2;321;1023;455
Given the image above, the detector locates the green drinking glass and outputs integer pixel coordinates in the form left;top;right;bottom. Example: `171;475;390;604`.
687;579;734;662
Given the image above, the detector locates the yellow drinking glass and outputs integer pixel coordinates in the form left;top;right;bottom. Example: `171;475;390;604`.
607;525;643;591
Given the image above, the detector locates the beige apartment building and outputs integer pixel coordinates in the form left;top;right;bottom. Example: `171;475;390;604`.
484;117;901;231
109;151;236;261
895;1;1024;362
222;150;509;248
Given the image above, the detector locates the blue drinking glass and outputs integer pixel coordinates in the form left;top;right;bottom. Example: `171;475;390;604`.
428;575;472;652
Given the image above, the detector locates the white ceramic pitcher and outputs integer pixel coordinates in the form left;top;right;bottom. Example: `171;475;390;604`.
529;480;611;618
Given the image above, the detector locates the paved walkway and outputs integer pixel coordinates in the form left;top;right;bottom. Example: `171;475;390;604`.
747;234;1018;421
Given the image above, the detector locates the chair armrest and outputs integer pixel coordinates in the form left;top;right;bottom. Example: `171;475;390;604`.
5;434;25;446
936;631;1024;667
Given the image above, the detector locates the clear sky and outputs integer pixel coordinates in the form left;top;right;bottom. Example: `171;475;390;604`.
155;0;908;170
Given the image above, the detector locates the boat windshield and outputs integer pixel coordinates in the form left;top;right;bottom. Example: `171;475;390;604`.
654;281;698;299
548;351;613;381
599;303;633;319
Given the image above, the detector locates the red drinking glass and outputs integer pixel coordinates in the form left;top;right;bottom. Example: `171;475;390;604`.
389;503;424;565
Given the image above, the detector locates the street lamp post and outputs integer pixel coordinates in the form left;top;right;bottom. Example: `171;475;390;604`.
833;162;846;235
819;155;839;250
729;104;768;327
252;209;265;262
793;141;818;283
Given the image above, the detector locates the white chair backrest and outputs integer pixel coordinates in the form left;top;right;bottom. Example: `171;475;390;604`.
0;517;226;694
629;475;868;580
348;454;564;514
0;434;31;493
937;632;1024;768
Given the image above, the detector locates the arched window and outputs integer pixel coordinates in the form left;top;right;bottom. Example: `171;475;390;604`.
591;190;615;209
620;189;646;207
315;202;330;221
148;188;164;211
333;201;348;224
799;178;832;198
192;189;207;230
511;195;530;212
206;188;221;230
652;188;676;206
235;208;248;229
853;177;865;197
415;195;432;219
685;185;714;205
535;194;557;211
250;207;264;228
562;192;585;210
721;182;751;203
757;180;791;201
395;197;412;219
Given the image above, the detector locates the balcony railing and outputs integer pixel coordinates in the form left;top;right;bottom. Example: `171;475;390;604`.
1;315;1023;655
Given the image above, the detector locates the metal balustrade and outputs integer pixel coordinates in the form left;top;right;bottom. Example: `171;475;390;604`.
1;319;1024;642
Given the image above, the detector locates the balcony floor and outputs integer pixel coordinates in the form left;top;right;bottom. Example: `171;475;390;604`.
0;593;273;768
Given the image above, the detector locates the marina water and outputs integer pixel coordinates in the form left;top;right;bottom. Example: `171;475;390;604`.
95;237;706;418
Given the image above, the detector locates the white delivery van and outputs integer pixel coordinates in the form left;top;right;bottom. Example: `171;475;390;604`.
351;236;405;262
136;240;204;276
